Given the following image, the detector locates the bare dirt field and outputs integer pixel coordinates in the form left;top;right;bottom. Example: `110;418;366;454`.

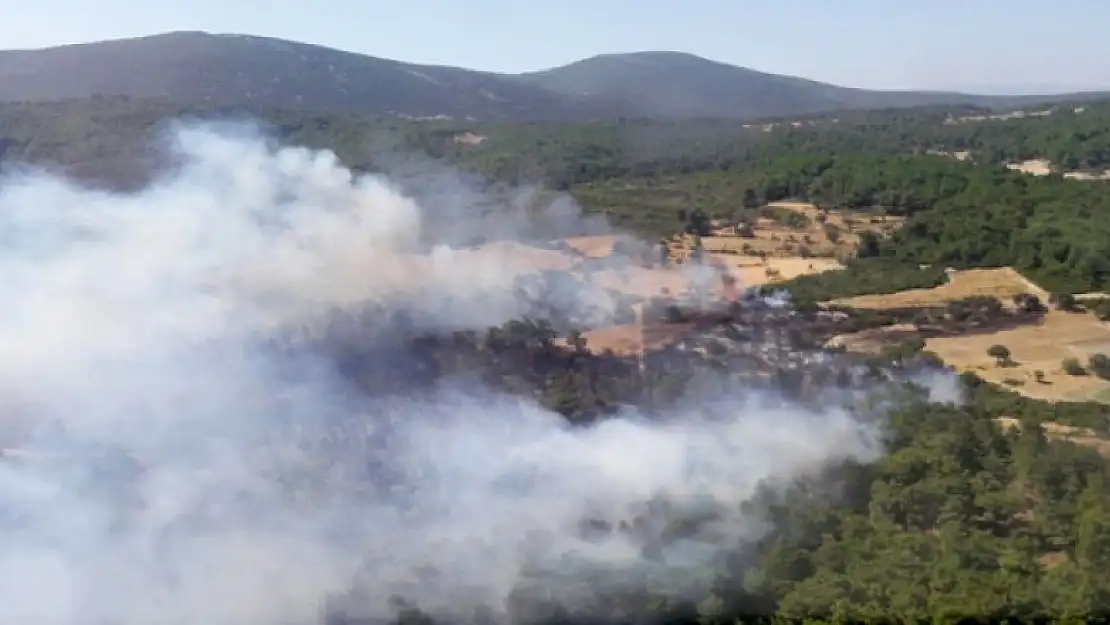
830;267;1047;309
1007;159;1054;176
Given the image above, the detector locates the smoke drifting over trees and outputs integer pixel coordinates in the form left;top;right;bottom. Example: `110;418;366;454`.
0;123;891;625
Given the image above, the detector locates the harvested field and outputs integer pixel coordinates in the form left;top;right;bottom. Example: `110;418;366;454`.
589;265;696;299
709;254;844;287
830;268;1046;309
925;308;1110;403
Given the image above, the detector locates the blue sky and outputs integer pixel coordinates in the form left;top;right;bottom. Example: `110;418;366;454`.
3;0;1107;92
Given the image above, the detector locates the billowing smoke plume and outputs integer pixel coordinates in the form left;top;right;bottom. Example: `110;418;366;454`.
0;123;882;624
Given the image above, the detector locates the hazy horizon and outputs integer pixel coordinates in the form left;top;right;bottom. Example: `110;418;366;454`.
3;0;1110;93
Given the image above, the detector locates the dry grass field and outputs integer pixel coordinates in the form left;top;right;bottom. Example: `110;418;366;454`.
826;267;1110;403
708;254;844;287
926;309;1110;403
693;201;903;260
829;267;1048;309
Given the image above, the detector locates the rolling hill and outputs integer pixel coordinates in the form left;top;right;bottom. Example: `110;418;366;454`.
520;51;1110;119
0;32;1108;121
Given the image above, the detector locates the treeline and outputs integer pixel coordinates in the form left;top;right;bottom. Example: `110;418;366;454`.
10;96;1110;193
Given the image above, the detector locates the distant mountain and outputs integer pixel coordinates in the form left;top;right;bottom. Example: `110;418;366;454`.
0;32;590;121
1;33;1107;121
519;51;1110;119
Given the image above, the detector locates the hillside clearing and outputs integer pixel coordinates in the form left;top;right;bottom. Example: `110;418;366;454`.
709;254;844;287
829;267;1047;309
925;308;1110;403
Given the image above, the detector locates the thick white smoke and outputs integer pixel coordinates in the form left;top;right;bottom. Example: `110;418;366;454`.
0;123;882;624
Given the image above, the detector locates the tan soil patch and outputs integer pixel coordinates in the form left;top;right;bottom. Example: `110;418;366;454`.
708;254;844;288
1063;170;1110;181
1007;159;1053;176
830;267;1046;309
588;265;697;299
559;322;696;356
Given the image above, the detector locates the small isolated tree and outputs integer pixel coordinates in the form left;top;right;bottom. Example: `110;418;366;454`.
857;230;882;258
1088;353;1110;380
742;188;760;209
1051;292;1078;312
567;329;587;352
823;224;842;244
1095;298;1110;321
690;236;704;264
988;344;1012;366
1063;357;1087;376
1012;293;1046;313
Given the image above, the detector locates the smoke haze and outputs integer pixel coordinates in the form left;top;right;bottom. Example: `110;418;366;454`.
0;122;884;624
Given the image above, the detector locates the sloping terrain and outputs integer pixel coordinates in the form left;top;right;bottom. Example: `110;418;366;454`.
518;51;1110;120
2;33;1109;121
0;32;590;121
